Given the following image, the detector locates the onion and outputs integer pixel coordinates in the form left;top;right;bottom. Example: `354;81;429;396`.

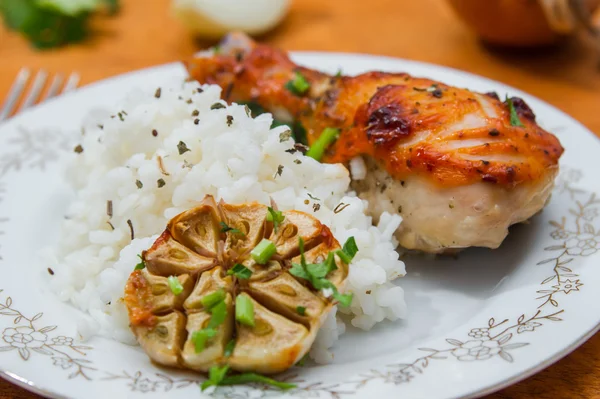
172;0;291;39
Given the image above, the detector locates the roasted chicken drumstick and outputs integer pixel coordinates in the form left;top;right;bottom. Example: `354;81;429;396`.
186;33;563;253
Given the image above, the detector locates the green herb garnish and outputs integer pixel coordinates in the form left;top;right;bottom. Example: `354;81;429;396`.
289;237;354;307
266;207;285;233
285;71;310;96
335;69;343;78
227;264;252;280
336;236;359;264
200;289;226;309
201;365;230;391
167;276;183;295
219;221;244;236
251;239;276;264
134;254;145;270
135;180;143;189
193;293;228;353
201;365;295;391
306;127;339;161
191;328;217;353
0;0;119;49
224;339;236;357
296;306;306;316
506;96;524;127
235;294;255;327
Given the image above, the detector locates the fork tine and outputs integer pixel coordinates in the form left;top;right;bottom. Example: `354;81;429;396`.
62;72;80;94
41;73;64;102
0;68;30;121
20;70;48;111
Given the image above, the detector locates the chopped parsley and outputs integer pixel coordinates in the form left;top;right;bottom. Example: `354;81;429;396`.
210;102;226;110
167;276;183;295
177;141;190;155
227;264;252;280
157;178;166;188
266;207;285;232
279;130;292;142
296;306;306;316
285;71;310;96
74;144;83;153
135;180;143;189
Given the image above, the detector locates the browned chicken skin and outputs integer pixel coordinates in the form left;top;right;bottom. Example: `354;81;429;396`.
186;33;564;253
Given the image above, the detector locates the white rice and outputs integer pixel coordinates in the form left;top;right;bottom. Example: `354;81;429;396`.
46;79;407;362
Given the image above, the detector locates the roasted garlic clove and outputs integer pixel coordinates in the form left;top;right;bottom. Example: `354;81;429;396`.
220;202;268;255
168;196;221;257
228;293;309;374
245;259;282;282
181;294;234;371
184;266;233;311
247;273;325;326
270;211;323;258
144;231;216;277
124;270;194;326
132;311;187;368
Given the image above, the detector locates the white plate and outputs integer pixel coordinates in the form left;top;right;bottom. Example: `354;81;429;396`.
0;53;599;399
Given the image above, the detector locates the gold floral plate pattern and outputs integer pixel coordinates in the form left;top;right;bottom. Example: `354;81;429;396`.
0;55;599;399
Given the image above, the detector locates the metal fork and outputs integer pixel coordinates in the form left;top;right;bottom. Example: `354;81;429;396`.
0;68;80;121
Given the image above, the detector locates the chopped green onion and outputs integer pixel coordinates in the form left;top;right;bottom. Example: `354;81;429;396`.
285;71;310;96
290;262;310;280
337;236;358;264
134;254;145;270
306;127;340;161
207;300;228;329
201;289;226;309
335;69;343;78
219;373;296;390
191;328;217;353
227;264;252;280
506;96;524;127
219;221;245;236
201;365;230;391
251;239;277;264
266;207;285;232
333;291;353;307
291;237;354;308
224;339;236;357
235;294;255;327
296;306;306;316
167;276;183;295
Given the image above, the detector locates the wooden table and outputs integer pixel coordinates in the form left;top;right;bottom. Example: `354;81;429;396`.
1;0;599;398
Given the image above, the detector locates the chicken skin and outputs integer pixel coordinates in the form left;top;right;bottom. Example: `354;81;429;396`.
186;33;564;253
